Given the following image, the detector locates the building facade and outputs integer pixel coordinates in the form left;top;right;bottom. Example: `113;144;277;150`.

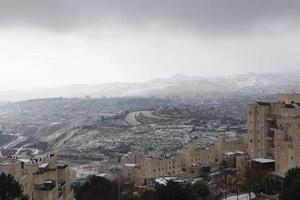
246;94;300;175
181;137;246;173
140;152;182;180
0;154;74;200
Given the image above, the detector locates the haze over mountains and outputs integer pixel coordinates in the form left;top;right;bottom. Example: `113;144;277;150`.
1;72;299;160
1;72;300;102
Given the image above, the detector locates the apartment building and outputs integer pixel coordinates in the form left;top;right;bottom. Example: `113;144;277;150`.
0;154;74;200
120;151;145;165
246;94;300;175
181;137;246;172
134;137;247;185
138;151;182;184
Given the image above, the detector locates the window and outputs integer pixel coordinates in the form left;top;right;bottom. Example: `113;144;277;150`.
257;140;260;143
250;139;253;143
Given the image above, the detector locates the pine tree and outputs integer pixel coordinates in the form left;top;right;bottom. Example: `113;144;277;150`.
0;173;28;200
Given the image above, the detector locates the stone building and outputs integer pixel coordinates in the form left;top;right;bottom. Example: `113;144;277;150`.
138;151;183;185
0;154;74;200
120;151;145;165
181;137;246;173
246;93;300;175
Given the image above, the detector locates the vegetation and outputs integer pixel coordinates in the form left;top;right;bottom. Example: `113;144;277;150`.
74;176;118;200
74;176;210;200
0;173;28;200
189;182;210;200
280;167;300;200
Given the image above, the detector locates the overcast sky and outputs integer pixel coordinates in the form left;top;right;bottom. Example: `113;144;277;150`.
0;0;300;91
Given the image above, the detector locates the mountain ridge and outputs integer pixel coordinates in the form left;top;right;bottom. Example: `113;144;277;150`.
1;72;300;102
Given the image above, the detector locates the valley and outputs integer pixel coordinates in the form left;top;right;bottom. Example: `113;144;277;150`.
0;96;246;162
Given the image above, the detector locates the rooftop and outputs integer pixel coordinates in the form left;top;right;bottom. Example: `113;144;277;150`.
224;152;235;156
155;176;187;185
222;192;256;200
252;158;275;164
124;163;138;168
39;163;49;169
256;101;271;106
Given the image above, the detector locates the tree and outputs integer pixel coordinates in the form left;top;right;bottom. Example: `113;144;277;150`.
190;182;210;200
156;181;210;200
280;167;300;200
0;173;28;200
156;181;192;200
74;176;210;200
238;156;266;196
137;190;158;200
74;176;118;200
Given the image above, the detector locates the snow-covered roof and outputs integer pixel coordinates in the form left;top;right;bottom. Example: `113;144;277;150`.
269;171;285;178
96;173;108;177
155;177;186;185
124;163;138;168
209;171;221;177
252;158;275;163
38;163;49;169
19;159;31;163
222;192;256;200
155;177;168;185
44;180;55;184
235;151;245;155
224;152;235;156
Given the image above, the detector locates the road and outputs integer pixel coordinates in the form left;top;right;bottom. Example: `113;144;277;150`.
2;134;26;149
125;111;169;126
126;111;142;126
0;131;40;156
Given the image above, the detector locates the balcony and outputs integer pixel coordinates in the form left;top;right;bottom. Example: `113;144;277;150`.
266;136;274;141
267;114;276;122
33;168;56;175
57;164;68;169
34;180;56;191
284;135;292;142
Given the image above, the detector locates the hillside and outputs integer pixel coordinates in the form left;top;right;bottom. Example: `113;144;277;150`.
0;73;299;102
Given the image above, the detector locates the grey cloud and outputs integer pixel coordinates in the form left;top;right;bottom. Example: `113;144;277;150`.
0;0;299;33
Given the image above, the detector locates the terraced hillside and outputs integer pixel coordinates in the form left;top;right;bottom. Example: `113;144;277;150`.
0;96;247;161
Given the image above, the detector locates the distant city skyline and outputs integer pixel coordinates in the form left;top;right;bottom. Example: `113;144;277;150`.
0;0;300;90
